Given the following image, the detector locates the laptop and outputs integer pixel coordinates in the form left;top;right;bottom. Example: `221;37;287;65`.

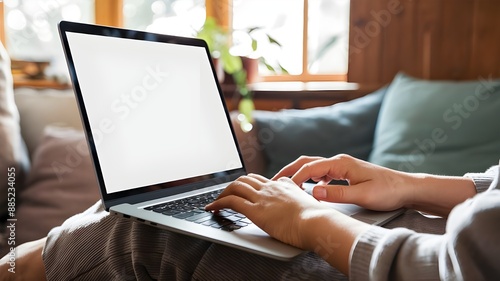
58;21;403;261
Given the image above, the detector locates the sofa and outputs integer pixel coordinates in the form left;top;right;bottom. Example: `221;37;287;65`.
243;74;500;178
2;43;500;257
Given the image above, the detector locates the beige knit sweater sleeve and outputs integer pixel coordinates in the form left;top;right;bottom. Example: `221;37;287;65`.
350;163;500;280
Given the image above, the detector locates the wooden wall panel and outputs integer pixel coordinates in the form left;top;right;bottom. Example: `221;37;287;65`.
348;0;385;84
415;0;442;79
469;1;500;79
434;1;475;80
348;0;500;84
380;0;418;81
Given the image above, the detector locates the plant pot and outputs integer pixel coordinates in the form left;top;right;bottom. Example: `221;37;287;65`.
241;56;259;84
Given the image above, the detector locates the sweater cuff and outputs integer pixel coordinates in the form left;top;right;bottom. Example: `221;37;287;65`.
350;226;386;280
350;226;414;281
464;166;497;193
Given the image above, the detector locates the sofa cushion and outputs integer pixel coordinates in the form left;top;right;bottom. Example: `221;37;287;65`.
15;126;100;245
369;73;500;175
14;88;82;156
254;87;387;177
0;43;30;218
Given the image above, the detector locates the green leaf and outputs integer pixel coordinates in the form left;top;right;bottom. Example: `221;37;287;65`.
221;50;242;74
261;59;288;75
239;87;249;97
267;35;282;47
238;98;255;122
251;39;258;52
278;64;289;74
247;26;261;33
263;60;275;72
196;17;229;54
309;34;340;67
232;69;248;97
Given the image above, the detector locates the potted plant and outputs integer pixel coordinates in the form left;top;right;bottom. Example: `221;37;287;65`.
232;26;288;79
196;18;287;132
196;17;253;131
196;17;242;79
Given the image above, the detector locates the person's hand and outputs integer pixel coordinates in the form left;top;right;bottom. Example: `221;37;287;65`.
273;154;412;211
205;171;371;274
205;173;335;250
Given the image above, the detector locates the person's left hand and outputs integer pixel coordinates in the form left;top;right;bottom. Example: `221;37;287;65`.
205;173;332;250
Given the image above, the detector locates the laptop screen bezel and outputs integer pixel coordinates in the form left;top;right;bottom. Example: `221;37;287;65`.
58;21;247;210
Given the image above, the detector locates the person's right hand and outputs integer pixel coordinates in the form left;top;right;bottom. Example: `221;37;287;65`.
273;154;413;211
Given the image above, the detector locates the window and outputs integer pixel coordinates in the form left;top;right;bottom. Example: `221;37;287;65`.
123;0;349;81
0;0;350;83
123;0;205;37
4;0;94;78
231;0;349;81
232;0;303;75
307;0;349;75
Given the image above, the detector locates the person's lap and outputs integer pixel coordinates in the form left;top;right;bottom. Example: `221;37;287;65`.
42;201;344;280
42;201;445;280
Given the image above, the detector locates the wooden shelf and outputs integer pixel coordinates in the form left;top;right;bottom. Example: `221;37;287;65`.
13;77;71;90
222;81;382;111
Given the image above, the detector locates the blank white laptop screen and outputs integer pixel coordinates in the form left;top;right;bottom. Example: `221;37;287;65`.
65;32;243;194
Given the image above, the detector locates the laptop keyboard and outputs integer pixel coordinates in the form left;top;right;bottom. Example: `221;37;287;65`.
144;189;252;232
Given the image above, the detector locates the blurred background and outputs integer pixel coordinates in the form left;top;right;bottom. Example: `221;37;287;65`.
3;0;350;84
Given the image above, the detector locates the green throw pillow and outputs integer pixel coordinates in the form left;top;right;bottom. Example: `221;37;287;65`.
254;87;387;177
369;73;500;175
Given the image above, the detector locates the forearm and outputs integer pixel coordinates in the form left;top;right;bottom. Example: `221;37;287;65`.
404;173;476;217
300;208;370;276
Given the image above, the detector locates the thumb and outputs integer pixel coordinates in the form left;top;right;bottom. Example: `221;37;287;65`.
312;184;361;204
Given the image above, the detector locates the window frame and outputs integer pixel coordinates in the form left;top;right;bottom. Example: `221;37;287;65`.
212;0;347;82
0;0;347;83
95;0;123;27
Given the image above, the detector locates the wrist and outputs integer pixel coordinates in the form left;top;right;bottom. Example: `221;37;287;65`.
299;207;370;275
403;173;476;216
298;207;337;251
381;169;422;210
401;172;429;209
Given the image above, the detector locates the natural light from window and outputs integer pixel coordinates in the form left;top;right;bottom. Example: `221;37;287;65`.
233;0;349;77
308;0;349;74
232;0;303;75
3;0;350;82
4;0;94;78
123;0;205;37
